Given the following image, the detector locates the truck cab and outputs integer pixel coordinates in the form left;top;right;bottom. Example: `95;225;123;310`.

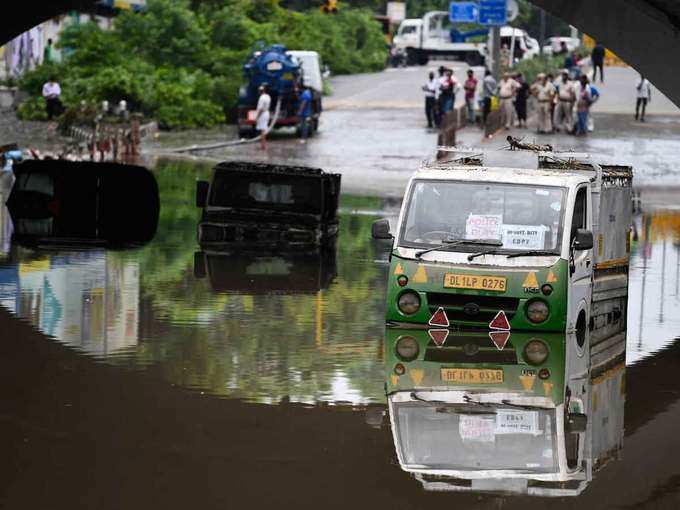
384;327;625;496
373;149;632;348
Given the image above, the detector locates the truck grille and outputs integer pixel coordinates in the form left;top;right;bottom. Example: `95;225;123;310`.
426;293;520;324
199;223;317;245
424;334;518;364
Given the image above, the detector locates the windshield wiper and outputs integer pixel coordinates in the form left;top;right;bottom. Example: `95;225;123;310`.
500;399;552;410
415;239;502;259
506;250;557;259
468;248;504;261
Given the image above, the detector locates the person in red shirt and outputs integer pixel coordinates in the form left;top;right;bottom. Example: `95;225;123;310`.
463;69;478;125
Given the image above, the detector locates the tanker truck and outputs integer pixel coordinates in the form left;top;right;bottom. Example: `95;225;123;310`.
237;44;322;138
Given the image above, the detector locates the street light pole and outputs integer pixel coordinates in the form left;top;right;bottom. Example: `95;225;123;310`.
491;25;501;80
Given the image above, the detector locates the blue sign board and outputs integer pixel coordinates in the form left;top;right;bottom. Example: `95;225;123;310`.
478;0;507;26
449;2;479;23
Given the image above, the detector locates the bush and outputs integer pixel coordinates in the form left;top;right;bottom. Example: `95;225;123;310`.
17;96;48;121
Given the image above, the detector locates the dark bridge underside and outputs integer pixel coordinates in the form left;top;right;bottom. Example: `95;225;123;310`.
3;0;680;106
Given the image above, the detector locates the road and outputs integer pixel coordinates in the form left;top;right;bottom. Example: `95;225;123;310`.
148;61;680;198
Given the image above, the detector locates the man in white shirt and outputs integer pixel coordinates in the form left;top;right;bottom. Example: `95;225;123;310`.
255;84;272;150
635;75;652;122
553;70;575;132
498;72;519;130
42;76;63;120
421;71;438;128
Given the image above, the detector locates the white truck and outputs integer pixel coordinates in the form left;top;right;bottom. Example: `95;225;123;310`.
393;11;488;66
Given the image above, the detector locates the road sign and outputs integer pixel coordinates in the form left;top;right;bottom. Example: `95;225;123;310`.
479;0;507;26
450;2;479;23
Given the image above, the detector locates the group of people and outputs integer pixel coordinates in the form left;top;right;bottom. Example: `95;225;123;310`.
422;66;477;128
495;69;600;136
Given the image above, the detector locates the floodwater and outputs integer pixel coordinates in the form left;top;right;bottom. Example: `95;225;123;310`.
1;158;680;509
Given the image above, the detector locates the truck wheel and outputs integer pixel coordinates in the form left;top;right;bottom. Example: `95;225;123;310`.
406;48;418;66
417;53;429;66
312;118;319;134
238;127;255;139
466;52;484;67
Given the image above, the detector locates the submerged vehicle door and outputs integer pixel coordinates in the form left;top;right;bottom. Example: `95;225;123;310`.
567;184;594;349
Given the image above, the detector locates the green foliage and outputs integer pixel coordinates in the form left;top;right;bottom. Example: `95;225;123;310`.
16;96;48;121
509;53;567;83
17;0;387;129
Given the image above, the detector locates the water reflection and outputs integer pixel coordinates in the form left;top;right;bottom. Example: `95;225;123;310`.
384;328;625;496
0;158;388;404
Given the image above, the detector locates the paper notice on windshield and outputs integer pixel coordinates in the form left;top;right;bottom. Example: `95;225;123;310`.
495;410;540;435
459;415;496;443
502;225;547;250
466;214;502;241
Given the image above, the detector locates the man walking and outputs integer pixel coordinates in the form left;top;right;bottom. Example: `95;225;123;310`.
297;85;313;143
635;75;652;122
463;69;478;125
255;84;271;150
42;76;63;120
591;42;605;83
514;72;529;128
482;69;497;126
498;72;519;130
422;71;438;128
553;70;575;132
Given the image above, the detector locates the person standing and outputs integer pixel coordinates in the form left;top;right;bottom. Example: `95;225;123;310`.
439;69;457;116
297;85;313;143
635;75;652;122
498;72;519;130
591;42;605;83
43;38;54;64
255;84;271;150
532;73;555;133
575;75;593;136
463;69;478;125
553;70;575;132
482;69;497;127
42;76;63;120
422;71;438;128
513;72;529;128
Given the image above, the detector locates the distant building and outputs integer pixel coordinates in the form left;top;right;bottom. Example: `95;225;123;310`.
0;1;146;80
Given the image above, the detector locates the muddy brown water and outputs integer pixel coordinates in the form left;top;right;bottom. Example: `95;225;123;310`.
1;159;680;509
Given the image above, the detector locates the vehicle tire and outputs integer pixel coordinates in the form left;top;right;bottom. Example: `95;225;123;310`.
312;118;319;134
406;48;418;66
238;127;255;139
417;53;429;65
466;52;484;66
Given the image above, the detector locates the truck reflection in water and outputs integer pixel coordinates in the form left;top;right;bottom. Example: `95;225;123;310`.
384;328;625;496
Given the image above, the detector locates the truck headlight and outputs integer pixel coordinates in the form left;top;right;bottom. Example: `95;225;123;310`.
526;299;549;323
397;291;421;315
396;335;419;361
524;339;549;365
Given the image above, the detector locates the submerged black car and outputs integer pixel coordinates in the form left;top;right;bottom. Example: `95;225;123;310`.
196;161;341;248
6;160;159;248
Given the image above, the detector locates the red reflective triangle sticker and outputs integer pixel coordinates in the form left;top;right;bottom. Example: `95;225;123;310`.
429;307;450;327
489;310;511;330
428;329;450;347
489;330;511;350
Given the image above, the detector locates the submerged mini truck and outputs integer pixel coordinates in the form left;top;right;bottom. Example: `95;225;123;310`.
373;148;633;348
384;328;625;496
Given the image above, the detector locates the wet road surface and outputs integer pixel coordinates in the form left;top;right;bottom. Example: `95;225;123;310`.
1;158;680;508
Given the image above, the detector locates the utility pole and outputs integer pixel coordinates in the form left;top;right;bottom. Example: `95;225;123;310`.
490;26;501;80
539;8;546;55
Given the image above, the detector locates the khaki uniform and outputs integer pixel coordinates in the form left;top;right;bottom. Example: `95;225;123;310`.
535;82;555;133
498;78;519;129
553;79;575;131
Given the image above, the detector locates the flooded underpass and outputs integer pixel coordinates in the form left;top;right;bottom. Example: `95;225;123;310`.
0;157;680;509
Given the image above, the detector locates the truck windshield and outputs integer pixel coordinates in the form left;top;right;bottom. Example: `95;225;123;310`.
400;181;566;253
395;402;557;472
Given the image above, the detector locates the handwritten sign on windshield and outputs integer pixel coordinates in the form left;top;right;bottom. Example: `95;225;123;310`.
466;214;502;240
495;410;540;435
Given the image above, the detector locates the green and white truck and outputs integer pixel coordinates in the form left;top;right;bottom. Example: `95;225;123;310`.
373;148;633;349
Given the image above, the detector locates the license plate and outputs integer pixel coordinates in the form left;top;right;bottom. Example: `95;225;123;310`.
444;273;507;292
247;110;257;122
441;368;504;384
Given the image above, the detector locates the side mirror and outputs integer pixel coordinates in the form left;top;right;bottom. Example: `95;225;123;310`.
196;180;209;208
566;412;587;434
573;228;593;251
372;218;393;240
